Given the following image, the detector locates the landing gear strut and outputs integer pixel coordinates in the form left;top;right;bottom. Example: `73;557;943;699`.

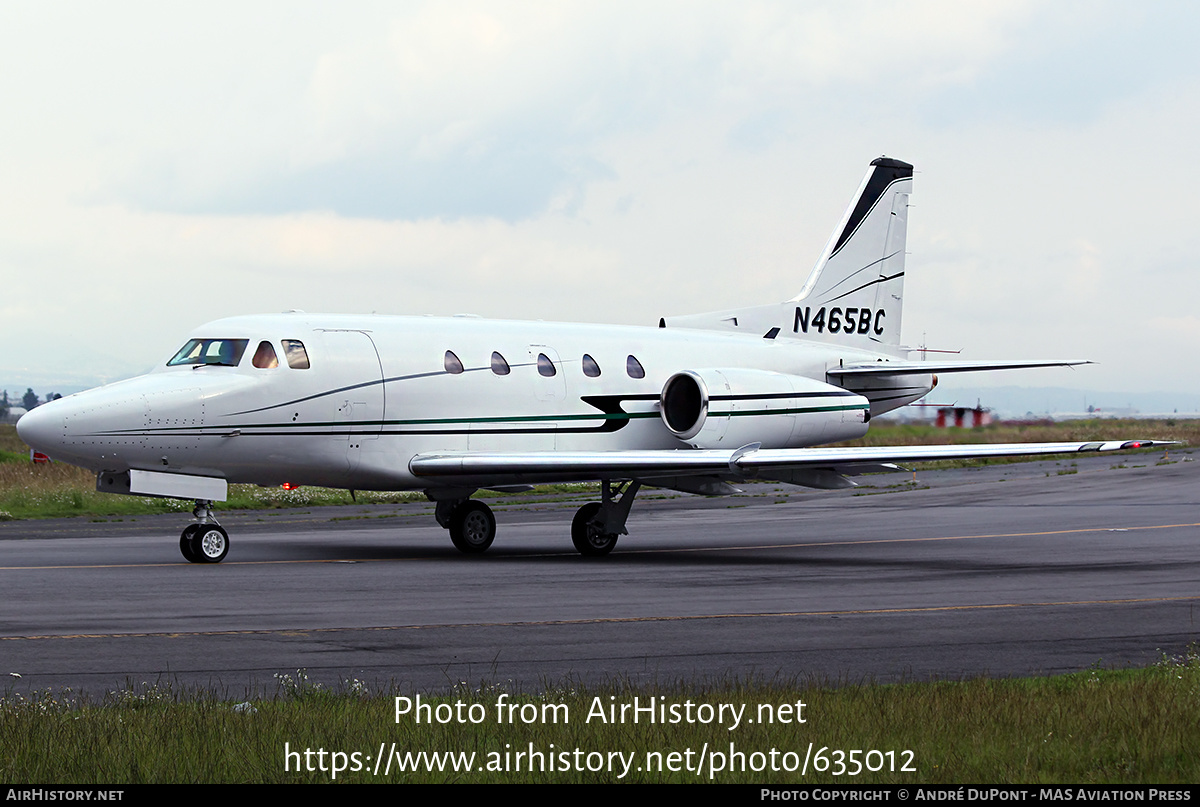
179;499;229;563
572;480;640;557
435;497;497;554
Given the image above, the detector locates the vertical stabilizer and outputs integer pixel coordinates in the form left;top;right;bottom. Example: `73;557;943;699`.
661;157;913;348
790;157;911;346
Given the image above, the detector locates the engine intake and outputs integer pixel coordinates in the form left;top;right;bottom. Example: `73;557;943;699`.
661;371;709;440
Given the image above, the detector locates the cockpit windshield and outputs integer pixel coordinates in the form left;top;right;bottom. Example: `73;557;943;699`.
167;338;250;367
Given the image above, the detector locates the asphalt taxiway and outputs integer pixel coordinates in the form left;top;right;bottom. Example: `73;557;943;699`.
2;450;1197;698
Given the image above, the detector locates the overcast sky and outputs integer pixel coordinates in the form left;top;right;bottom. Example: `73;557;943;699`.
3;1;1198;398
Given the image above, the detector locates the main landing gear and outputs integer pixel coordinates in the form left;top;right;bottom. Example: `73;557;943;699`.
435;497;497;553
179;499;228;563
571;480;640;557
431;481;641;557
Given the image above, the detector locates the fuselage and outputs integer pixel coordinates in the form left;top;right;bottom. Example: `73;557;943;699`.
17;312;931;491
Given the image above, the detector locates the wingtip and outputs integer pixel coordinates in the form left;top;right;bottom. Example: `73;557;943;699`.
1117;439;1182;450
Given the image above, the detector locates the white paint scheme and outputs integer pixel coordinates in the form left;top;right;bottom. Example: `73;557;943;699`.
16;157;1170;561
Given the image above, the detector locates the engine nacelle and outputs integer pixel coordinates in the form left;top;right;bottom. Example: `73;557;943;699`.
659;368;870;449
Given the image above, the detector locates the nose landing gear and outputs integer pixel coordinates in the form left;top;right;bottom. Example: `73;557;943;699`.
179;500;229;563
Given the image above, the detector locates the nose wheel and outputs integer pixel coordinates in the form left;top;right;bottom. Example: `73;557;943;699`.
180;525;201;562
179;500;229;563
180;524;229;563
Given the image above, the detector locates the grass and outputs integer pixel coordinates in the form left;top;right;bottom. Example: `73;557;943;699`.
0;461;428;520
0;420;1186;521
3;649;1198;784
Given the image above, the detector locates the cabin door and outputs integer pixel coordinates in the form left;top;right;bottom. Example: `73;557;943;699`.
322;329;384;472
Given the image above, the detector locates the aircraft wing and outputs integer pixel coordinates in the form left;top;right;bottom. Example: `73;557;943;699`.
827;359;1091;377
409;439;1173;487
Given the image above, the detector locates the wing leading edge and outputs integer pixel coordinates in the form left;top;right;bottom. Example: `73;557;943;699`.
410;440;1174;488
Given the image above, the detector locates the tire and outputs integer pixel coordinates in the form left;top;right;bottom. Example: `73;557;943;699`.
192;525;229;563
572;502;618;556
179;525;201;563
449;501;496;553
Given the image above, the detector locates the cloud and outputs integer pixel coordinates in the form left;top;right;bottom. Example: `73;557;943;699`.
105;4;684;221
75;2;1057;221
4;2;1200;397
918;2;1200;127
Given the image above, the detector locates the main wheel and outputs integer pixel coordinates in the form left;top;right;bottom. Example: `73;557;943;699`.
179;525;201;563
449;501;496;554
191;525;229;563
572;502;618;556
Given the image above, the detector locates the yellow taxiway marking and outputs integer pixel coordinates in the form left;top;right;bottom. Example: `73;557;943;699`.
3;520;1199;570
4;595;1199;642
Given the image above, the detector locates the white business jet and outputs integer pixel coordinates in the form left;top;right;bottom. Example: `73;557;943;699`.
16;157;1167;563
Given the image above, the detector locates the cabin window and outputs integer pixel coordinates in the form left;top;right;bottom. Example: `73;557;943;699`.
167;338;249;367
282;340;310;369
491;351;510;375
444;350;464;375
626;354;645;379
252;341;279;369
537;353;556;377
582;354;601;377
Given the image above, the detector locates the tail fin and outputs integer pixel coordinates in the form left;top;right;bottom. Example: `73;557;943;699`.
791;157;911;346
662;156;912;348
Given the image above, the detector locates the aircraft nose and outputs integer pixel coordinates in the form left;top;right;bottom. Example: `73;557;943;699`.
15;400;64;456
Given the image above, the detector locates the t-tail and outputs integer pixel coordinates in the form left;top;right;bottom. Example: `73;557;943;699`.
662;156;913;349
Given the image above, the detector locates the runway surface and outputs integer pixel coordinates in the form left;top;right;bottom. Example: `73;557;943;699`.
2;449;1198;698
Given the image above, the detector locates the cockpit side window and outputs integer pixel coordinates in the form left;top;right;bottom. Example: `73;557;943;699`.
252;341;279;369
282;340;310;369
167;338;249;367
